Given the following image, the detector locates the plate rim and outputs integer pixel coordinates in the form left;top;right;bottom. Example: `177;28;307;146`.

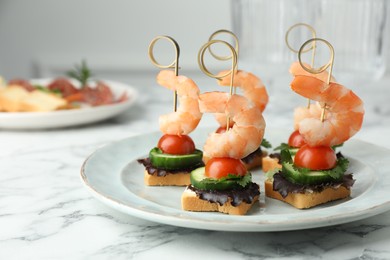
80;129;390;232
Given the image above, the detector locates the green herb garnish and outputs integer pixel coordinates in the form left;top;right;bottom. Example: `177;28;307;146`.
265;167;281;180
318;157;349;179
198;173;252;188
274;143;290;151
332;143;344;150
280;149;293;164
66;60;93;87
261;138;272;149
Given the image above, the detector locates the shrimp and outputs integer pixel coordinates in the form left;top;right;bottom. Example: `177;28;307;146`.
293;103;322;130
199;92;266;160
290;61;336;131
290;75;364;147
289;61;336;83
214;70;268;127
156;70;202;135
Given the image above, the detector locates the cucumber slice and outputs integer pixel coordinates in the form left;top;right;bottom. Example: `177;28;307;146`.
282;162;334;185
190;167;251;191
149;147;203;170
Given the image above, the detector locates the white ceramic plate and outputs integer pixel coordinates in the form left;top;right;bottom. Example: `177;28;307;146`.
81;128;390;232
0;79;138;129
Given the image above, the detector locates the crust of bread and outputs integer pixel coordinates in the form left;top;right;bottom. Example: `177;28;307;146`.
144;170;191;186
244;150;268;170
264;179;350;209
262;156;282;172
181;187;259;215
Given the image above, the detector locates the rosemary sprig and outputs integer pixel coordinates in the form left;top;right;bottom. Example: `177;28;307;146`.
66;60;93;87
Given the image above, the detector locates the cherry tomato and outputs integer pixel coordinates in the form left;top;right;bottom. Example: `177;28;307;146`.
157;134;195;155
205;157;247;179
288;130;306;148
294;144;337;170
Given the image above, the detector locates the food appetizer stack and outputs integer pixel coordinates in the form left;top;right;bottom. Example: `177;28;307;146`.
138;70;204;186
181;91;265;215
262;61;335;172
213;70;269;170
180;39;266;215
264;38;364;209
206;30;270;170
262;24;335;173
138;34;267;214
138;36;204;186
138;30;364;215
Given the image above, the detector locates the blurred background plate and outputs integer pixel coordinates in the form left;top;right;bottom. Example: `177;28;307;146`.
0;79;138;129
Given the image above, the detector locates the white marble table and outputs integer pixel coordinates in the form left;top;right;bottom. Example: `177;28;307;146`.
1;72;390;259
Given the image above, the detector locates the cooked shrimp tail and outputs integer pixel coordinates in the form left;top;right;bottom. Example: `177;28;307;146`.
291;75;364;146
293;103;322;130
289;61;336;83
199;92;265;160
216;70;269;112
157;70;202;135
214;70;268;127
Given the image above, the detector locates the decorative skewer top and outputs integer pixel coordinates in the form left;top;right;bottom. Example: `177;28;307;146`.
198;39;238;90
298;38;334;86
148;35;181;112
285;23;317;66
207;29;239;63
148;35;180;75
286;23;318;108
198;38;238;130
297;38;335;122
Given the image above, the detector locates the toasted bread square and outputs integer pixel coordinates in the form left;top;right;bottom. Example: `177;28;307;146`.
264;179;350;209
144;170;191;186
181;186;259;215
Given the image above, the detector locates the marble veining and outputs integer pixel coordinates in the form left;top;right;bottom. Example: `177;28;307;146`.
1;73;390;259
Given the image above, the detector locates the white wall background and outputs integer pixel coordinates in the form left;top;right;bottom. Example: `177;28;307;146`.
0;0;389;82
0;0;231;80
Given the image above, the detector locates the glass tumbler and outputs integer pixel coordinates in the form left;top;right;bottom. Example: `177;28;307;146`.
232;0;390;85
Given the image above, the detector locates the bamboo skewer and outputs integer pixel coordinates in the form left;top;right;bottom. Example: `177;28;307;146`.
285;23;317;108
298;38;335;122
148;35;180;112
198;39;238;131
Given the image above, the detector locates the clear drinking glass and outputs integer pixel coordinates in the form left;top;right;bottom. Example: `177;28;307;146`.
232;0;390;85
